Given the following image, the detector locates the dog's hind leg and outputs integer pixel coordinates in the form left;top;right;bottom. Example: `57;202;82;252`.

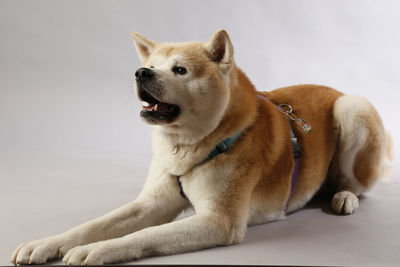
330;95;392;215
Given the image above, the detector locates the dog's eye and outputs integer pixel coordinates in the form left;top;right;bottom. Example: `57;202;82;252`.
172;66;187;75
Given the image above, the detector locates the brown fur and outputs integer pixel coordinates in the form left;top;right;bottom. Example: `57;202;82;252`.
11;30;391;265
197;71;346;214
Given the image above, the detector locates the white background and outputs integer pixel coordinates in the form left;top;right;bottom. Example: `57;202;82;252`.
1;1;399;266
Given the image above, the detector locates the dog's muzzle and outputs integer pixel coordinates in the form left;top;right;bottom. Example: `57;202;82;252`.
135;68;180;125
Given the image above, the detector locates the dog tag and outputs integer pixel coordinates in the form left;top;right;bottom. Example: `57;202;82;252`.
296;118;312;133
279;103;312;133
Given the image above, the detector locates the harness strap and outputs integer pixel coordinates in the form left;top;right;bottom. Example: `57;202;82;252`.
177;94;301;214
197;131;242;167
177;131;242;199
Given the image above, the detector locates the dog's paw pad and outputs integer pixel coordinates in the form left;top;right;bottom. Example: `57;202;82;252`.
331;191;359;215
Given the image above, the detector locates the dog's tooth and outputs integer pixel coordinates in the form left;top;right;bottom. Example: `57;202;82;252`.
142;101;150;107
154;104;158;111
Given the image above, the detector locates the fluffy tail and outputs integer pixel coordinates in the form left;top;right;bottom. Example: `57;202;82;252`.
332;95;391;193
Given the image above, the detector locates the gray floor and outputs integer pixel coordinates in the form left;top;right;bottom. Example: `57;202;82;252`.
1;144;399;267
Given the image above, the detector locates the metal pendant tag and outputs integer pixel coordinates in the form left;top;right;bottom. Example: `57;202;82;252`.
278;103;312;133
296;118;312;133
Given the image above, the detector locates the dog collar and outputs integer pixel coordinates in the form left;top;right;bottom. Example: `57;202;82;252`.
197;131;242;166
177;131;242;199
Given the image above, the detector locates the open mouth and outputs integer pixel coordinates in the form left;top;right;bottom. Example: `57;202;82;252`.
138;87;180;124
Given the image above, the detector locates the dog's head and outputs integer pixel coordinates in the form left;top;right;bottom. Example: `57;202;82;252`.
132;30;235;143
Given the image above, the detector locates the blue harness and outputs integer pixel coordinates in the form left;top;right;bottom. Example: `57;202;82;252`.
176;95;301;212
176;131;241;199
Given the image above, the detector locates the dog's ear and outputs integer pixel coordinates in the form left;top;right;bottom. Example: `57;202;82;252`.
205;29;234;73
131;32;156;63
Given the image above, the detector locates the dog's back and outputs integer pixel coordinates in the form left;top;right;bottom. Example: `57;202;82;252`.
252;84;391;217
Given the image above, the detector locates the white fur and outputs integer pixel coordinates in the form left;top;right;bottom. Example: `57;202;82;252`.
331;191;359;215
138;48;232;146
248;199;286;225
11;32;390;265
12;157;249;265
330;94;390;215
333;95;371;195
12;169;188;264
11;30;240;266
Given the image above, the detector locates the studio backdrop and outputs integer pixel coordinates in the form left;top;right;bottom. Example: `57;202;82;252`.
1;1;399;266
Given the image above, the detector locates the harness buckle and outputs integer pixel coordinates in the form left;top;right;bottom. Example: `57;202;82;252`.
216;142;228;153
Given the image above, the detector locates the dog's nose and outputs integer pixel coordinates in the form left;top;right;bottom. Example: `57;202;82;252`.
135;68;154;81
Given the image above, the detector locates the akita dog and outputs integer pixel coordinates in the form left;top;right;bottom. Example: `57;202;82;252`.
12;29;392;265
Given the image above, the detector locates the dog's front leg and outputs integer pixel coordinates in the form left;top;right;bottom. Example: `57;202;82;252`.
63;164;252;265
11;167;188;265
63;211;246;265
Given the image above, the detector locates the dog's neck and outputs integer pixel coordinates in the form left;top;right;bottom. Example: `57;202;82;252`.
211;65;259;143
151;65;259;176
157;65;257;147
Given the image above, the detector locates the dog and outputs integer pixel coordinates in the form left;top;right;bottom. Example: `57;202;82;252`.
11;29;393;265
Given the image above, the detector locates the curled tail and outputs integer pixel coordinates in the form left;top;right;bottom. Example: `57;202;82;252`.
330;95;391;214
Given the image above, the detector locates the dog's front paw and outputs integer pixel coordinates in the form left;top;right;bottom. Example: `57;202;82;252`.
63;243;109;265
63;239;140;265
11;235;72;265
